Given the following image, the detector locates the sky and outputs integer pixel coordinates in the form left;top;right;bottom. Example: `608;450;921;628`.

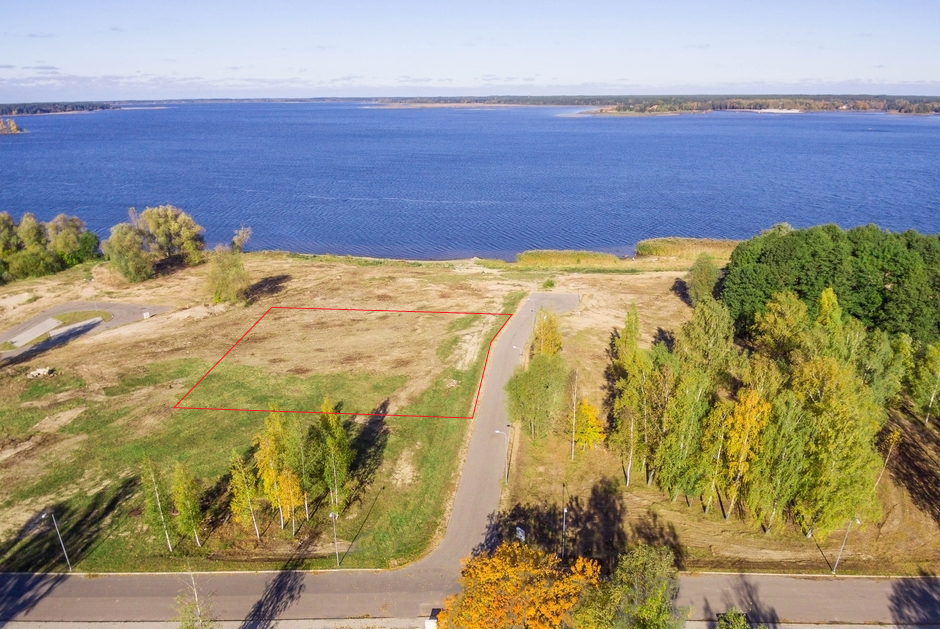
2;0;939;101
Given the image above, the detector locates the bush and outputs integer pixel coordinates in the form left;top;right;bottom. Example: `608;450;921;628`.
103;223;155;282
15;212;45;248
207;246;251;303
139;205;205;265
45;214;99;265
6;245;64;279
685;252;720;306
0;212;19;254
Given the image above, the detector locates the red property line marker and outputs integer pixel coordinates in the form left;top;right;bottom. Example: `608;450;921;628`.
174;307;513;419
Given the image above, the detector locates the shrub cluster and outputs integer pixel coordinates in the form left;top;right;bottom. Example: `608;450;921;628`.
0;211;99;284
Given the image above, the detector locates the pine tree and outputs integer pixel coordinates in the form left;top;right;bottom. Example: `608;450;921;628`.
141;456;173;552
171;462;203;547
229;451;260;541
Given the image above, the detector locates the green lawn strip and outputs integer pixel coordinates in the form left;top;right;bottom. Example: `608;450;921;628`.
20;373;86;402
53;310;114;325
179;362;406;414
0;342;13;351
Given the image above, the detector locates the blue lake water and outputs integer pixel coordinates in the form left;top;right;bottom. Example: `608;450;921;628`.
1;103;939;260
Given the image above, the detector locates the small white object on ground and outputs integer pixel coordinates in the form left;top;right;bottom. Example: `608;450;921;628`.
143;311;150;319
27;367;54;378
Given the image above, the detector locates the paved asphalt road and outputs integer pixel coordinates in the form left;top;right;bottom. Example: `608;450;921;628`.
3;294;939;624
0;301;172;363
1;294;582;622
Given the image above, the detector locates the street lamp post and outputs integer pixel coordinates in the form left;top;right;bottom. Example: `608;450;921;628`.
42;512;71;571
562;506;568;561
832;517;860;576
495;429;510;484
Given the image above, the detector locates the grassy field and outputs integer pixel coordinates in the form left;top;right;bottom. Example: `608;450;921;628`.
0;253;535;572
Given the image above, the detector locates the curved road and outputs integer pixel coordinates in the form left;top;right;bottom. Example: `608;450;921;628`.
2;294;581;622
0;301;172;363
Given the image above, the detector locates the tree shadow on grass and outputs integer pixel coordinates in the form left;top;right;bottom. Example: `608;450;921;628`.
889;570;940;623
347;399;390;508
247;275;292;303
888;413;940;527
475;476;628;574
672;278;693;307
238;539;308;629
629;508;685;570
0;477;138;623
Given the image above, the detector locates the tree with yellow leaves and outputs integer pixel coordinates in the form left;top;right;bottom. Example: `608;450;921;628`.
531;307;563;358
254;412;288;528
437;542;599;629
722;388;771;519
278;468;304;537
574;398;605;450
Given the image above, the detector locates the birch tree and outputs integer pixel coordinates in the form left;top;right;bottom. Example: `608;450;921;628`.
229;451;260;541
609;305;652;486
531;307;563;357
141;456;173;552
914;342;940;426
171;462;203;547
722;389;771;519
254;412;287;528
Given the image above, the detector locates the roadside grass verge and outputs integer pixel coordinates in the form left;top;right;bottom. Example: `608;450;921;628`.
54;310;114;325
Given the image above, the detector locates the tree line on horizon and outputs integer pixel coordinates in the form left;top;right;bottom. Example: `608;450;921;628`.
610;96;940;114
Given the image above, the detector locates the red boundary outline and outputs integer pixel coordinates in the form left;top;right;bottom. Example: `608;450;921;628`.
173;306;513;419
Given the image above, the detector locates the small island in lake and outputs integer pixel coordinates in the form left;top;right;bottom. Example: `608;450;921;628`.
0;119;22;134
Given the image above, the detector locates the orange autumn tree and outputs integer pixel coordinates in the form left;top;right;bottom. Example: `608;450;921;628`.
438;542;599;629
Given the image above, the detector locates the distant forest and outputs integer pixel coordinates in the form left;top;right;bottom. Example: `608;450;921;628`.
2;96;939;114
372;95;940;114
0;102;113;116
